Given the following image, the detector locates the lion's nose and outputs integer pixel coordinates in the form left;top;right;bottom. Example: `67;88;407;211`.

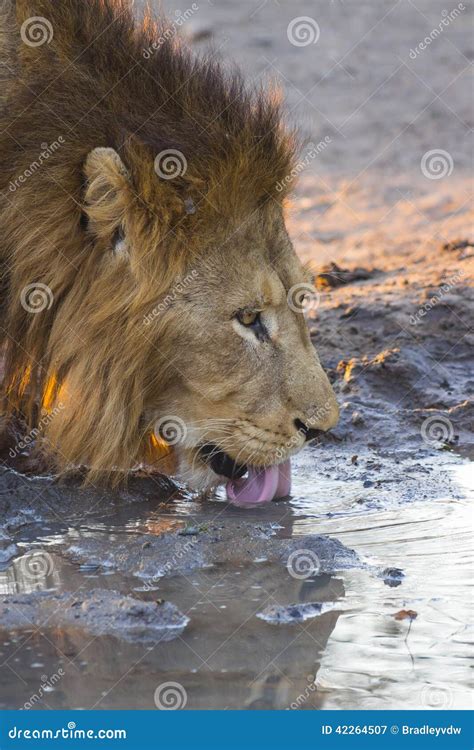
294;419;325;442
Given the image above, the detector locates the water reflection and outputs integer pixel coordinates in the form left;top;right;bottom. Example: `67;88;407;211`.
0;453;472;709
0;554;344;709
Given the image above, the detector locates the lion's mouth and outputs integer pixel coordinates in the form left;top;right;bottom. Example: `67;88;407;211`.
198;443;247;479
198;443;291;506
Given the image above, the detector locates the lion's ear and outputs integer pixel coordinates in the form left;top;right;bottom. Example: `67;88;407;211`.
83;147;130;240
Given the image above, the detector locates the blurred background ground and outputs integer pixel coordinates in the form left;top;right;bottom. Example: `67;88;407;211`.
157;0;473;269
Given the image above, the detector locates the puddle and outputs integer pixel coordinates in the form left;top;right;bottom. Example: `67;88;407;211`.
0;448;471;710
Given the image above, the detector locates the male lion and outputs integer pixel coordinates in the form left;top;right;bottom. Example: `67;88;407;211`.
0;0;338;505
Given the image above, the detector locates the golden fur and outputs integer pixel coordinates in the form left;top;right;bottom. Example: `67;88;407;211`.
0;0;338;488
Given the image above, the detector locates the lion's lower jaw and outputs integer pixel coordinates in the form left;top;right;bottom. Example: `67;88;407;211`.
174;451;223;494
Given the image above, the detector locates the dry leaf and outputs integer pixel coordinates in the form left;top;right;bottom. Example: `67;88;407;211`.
393;609;418;621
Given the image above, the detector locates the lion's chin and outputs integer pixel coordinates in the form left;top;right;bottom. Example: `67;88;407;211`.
174;448;223;494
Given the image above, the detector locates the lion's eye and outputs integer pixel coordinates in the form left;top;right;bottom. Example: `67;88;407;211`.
235;309;268;341
237;310;260;327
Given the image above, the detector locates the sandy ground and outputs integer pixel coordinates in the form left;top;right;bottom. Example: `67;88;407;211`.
0;0;473;711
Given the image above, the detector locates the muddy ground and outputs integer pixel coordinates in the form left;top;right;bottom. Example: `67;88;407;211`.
0;0;473;710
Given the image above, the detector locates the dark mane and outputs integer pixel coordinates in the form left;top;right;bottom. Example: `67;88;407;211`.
0;0;296;215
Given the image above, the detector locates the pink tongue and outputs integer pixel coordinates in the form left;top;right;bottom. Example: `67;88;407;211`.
226;460;291;507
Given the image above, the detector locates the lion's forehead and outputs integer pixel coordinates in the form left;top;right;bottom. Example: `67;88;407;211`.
190;249;308;308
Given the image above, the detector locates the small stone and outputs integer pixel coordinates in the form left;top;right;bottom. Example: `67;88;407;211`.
256;601;336;624
383;568;405;587
351;411;365;426
178;526;200;536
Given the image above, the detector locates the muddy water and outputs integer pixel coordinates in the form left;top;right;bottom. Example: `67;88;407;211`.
0;448;471;710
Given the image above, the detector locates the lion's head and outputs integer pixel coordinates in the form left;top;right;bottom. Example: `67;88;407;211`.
0;0;338;503
70;143;339;501
153;238;339;501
